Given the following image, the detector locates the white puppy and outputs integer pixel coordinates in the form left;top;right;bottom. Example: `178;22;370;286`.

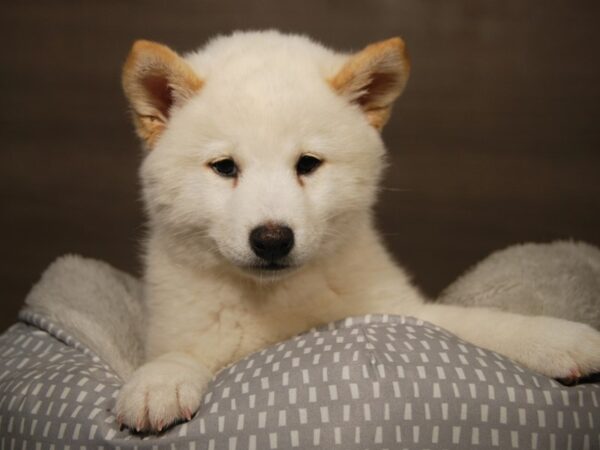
116;30;600;432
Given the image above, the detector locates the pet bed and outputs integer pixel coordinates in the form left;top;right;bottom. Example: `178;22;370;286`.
1;241;599;449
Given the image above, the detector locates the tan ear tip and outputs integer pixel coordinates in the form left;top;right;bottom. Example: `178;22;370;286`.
387;37;406;49
124;40;173;77
123;40;156;86
129;39;159;55
385;37;410;72
128;40;177;61
386;37;408;58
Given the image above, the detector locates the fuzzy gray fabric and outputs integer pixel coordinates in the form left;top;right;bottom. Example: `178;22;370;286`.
439;241;600;330
1;241;599;449
4;314;600;449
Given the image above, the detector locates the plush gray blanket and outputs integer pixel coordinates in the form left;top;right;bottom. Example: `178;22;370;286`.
1;242;599;449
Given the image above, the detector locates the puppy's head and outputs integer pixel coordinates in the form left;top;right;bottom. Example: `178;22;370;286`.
123;31;410;280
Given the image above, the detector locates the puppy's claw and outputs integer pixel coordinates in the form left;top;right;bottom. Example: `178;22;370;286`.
182;408;193;421
115;413;124;431
558;367;582;386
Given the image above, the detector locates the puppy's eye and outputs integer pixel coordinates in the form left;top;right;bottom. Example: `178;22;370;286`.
210;158;238;178
296;155;322;176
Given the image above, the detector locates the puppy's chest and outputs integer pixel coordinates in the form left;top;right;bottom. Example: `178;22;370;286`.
155;280;347;370
213;288;344;360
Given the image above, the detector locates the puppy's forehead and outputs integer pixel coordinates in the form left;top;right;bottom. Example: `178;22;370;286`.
184;32;347;113
180;39;348;154
185;31;345;84
164;32;383;160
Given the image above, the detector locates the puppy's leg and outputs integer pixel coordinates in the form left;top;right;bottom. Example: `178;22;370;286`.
115;352;212;432
412;303;600;380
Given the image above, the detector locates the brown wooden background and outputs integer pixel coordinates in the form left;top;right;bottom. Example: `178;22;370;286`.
2;1;599;331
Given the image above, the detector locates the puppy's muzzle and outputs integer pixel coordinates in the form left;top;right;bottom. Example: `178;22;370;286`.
249;224;294;262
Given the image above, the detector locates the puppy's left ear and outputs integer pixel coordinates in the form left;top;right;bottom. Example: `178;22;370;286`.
122;40;203;150
330;37;410;130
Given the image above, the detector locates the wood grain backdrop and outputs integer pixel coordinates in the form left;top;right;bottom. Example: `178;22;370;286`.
2;0;599;331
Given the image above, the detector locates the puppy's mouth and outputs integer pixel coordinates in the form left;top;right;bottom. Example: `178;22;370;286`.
257;262;290;271
238;259;298;279
246;261;293;272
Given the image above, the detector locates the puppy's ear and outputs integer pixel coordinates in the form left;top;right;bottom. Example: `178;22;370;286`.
330;37;410;130
122;40;203;150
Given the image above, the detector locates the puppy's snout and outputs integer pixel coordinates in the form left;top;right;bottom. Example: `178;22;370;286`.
250;224;294;261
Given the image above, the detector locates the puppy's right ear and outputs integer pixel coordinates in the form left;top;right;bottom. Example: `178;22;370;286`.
122;40;203;150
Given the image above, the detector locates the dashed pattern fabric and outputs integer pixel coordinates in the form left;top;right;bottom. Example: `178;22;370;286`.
1;314;599;449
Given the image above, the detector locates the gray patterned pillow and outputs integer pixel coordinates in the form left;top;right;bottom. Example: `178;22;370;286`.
1;311;599;449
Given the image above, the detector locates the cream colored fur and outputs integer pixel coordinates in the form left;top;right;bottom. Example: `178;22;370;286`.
115;30;600;433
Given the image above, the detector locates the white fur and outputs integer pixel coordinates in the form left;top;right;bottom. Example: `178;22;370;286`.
116;31;600;432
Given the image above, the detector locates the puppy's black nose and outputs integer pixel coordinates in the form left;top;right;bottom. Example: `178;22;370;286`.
249;224;294;261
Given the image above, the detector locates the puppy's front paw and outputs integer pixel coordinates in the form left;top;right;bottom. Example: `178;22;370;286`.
508;317;600;381
115;353;213;433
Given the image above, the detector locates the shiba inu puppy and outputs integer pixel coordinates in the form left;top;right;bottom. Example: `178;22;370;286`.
115;30;600;432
